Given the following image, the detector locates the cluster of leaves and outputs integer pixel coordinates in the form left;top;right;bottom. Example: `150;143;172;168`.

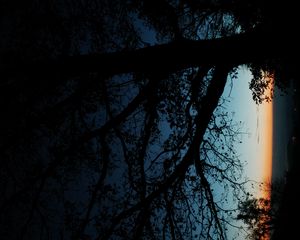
249;63;275;104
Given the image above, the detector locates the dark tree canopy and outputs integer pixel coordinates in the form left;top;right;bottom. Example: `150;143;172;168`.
0;0;295;239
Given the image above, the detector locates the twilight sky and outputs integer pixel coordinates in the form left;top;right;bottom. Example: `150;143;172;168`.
222;67;274;240
222;67;273;198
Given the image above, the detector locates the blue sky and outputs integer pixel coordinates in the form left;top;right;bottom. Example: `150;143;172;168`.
223;67;272;191
221;67;274;239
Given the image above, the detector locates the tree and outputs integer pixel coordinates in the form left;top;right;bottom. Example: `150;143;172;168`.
237;197;273;239
236;179;288;239
0;0;291;239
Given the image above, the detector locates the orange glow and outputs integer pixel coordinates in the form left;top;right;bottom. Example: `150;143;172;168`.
260;73;274;200
259;73;274;240
260;99;273;199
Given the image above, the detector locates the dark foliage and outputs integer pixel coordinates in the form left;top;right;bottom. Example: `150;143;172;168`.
0;0;294;239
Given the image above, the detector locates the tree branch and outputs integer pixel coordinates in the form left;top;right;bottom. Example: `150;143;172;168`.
3;28;277;78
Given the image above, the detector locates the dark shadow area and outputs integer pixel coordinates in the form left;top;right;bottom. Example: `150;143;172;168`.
1;1;300;240
271;77;300;239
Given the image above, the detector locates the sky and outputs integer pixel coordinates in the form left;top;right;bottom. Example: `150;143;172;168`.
222;67;274;239
222;67;273;198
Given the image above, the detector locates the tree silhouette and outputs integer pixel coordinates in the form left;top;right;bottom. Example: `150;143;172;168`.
0;0;292;239
236;180;286;239
237;197;273;239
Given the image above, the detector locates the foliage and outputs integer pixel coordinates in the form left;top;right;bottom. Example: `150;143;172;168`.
237;197;272;239
248;63;274;104
0;0;291;239
237;180;285;240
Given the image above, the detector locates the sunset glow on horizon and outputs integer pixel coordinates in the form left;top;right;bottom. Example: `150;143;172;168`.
256;76;274;240
256;75;274;200
259;99;273;199
261;76;274;199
